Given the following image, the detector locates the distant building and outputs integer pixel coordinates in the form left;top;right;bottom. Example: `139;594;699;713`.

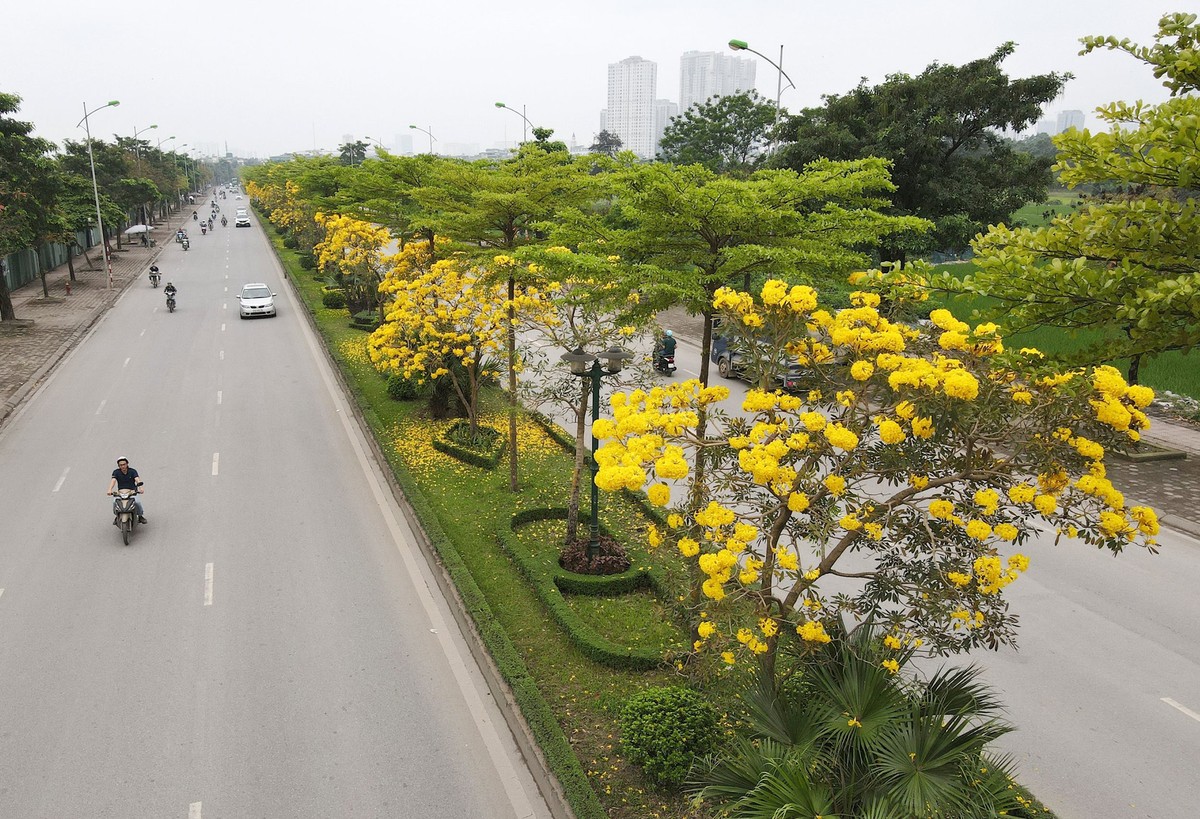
394;133;414;155
607;56;658;158
1056;109;1085;133
653;98;679;157
679;50;757;115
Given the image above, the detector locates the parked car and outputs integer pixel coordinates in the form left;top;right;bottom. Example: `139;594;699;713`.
237;283;277;318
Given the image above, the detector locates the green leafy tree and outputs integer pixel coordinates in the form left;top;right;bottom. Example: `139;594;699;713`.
338;140;368;167
658;91;777;174
553;158;927;516
772;44;1070;262
0;92;56;320
589;129;623;156
410;148;595;490
955;12;1200;384
530;127;569;154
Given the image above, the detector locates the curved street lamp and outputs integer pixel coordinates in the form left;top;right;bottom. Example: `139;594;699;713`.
728;38;796;150
77;100;120;290
559;345;634;558
494;101;532;145
408;125;436;155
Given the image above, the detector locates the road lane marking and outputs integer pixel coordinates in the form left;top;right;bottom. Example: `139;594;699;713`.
1162;697;1200;722
204;564;213;606
211;453;219;475
123;357;131;368
0;589;5;600
190;801;202;818
222;303;226;310
95;399;106;415
139;329;146;337
219;350;224;360
53;467;69;492
221;323;226;332
298;318;537;818
217;391;222;405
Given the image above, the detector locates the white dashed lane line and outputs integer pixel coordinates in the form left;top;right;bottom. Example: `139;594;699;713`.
95;399;106;415
211;453;219;476
53;467;69;492
1162;697;1200;723
203;564;213;606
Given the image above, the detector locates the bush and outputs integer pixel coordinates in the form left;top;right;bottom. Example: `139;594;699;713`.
620;687;720;787
351;310;380;331
322;289;347;309
282;234;299;249
298;252;316;270
387;373;423;401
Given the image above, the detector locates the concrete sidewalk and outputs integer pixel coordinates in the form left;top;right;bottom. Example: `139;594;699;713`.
658;303;1200;540
0;209;196;426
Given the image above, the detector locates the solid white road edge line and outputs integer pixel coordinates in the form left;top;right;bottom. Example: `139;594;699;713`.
297;297;537;819
1162;697;1200;723
204;564;213;606
53;467;69;492
211;453;219;476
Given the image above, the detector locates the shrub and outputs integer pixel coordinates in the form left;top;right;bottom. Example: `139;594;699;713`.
620;687;720;787
282;234;299;249
298;252;316;270
387;373;423;401
351;310;380;331
322;289;347;309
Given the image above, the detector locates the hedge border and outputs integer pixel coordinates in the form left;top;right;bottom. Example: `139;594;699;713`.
431;420;506;470
500;509;669;671
262;228;607;819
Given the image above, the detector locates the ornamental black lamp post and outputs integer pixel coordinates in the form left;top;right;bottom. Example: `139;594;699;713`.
561;345;633;559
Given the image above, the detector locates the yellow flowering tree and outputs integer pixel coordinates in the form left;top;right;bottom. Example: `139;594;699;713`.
593;278;1160;677
368;253;554;438
313;212;392;315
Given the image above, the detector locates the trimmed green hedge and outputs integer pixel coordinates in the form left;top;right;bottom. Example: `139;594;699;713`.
501;507;684;671
431;421;505;469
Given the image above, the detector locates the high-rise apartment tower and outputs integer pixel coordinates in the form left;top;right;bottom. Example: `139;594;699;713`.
679;50;757;115
606;56;658;158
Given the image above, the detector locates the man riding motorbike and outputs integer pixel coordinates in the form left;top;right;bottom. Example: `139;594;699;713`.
148;264;161;287
107;457;146;524
164;281;178;312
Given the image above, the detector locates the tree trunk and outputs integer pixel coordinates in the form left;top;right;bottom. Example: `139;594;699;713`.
0;261;15;321
67;246;77;281
566;378;589;543
507;275;519;492
1127;352;1142;386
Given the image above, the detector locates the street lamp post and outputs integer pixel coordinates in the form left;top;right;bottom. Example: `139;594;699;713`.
728;39;796;151
78;100;120;290
408;125;436;155
131;124;157;225
156;136;176;218
560;346;633;558
494;101;532;145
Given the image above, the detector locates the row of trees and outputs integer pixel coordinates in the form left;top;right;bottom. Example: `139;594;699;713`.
0;92;213;320
242;16;1191;814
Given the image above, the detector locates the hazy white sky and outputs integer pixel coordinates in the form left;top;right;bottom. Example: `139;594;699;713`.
3;1;1184;158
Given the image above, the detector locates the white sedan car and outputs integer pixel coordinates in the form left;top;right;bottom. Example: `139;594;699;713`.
237;283;277;319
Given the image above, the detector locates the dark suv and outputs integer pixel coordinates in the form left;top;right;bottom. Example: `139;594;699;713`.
710;333;808;393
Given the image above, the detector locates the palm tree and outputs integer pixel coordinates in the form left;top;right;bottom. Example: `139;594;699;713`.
689;625;1027;818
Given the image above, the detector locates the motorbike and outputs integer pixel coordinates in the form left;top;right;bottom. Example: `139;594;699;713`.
181;237;190;251
201;224;207;235
653;351;677;375
111;488;141;545
192;212;198;221
176;231;184;243
166;290;177;312
220;216;227;227
149;270;161;288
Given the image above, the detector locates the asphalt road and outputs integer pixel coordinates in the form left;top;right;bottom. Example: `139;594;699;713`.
593;333;1200;819
0;201;553;819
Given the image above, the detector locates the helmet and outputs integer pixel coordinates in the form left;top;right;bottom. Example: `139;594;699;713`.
116;457;129;465
166;282;174;287
664;329;673;337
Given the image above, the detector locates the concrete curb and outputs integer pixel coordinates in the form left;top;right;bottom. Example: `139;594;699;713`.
261;228;574;819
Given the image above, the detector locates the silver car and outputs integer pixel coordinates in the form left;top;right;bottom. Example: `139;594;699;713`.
237;283;277;319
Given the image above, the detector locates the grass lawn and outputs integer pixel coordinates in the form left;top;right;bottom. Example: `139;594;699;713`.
269;230;1059;819
928;261;1200;404
1009;189;1080;229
